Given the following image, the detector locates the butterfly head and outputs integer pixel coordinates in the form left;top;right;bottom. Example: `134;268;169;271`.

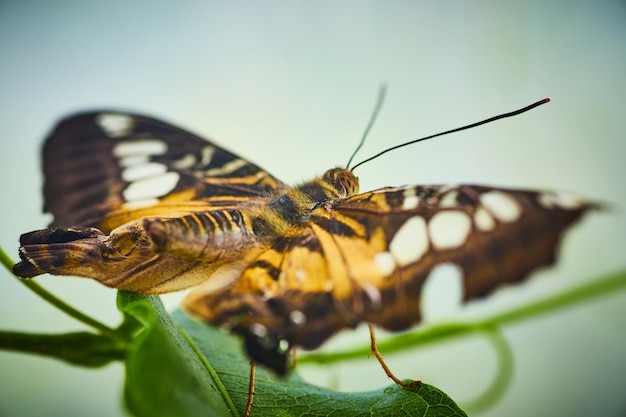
322;168;359;198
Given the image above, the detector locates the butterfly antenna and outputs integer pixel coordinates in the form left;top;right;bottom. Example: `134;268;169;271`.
350;98;551;172
346;84;387;170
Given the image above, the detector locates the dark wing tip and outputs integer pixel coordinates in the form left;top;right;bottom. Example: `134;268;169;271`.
13;257;42;279
14;227;105;279
19;227;103;246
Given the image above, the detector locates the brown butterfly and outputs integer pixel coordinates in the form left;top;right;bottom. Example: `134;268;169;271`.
13;98;595;416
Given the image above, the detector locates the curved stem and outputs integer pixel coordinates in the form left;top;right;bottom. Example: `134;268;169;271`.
461;326;514;414
0;246;128;342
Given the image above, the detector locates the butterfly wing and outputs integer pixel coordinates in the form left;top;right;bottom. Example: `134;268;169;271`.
18;111;596;375
42;111;285;232
183;183;595;373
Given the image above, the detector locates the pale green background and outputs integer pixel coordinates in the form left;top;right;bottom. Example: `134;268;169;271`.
1;2;625;417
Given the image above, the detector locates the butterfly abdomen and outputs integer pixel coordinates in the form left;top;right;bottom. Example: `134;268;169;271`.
143;210;258;255
14;209;268;293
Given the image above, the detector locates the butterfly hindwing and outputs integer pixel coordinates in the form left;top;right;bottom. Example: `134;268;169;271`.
43;111;285;232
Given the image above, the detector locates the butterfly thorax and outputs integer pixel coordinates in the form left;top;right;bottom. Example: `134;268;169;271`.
268;168;358;221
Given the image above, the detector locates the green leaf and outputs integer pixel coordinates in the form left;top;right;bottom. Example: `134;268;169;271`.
0;330;126;367
177;308;466;416
119;291;467;417
119;292;238;417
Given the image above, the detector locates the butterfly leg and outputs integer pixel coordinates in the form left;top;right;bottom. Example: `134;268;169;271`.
368;324;421;387
242;360;256;417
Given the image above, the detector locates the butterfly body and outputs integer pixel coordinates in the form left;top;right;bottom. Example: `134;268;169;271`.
14;110;594;375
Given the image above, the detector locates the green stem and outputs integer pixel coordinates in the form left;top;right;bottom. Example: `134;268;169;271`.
485;270;626;326
461;326;514;414
0;246;129;342
0;330;127;367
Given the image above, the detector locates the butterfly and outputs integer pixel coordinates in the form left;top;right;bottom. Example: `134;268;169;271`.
13;99;595;415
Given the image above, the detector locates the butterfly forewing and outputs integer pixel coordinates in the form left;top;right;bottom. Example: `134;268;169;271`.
43;111;285;232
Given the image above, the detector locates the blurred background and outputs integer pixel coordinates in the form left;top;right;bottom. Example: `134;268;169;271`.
1;2;624;416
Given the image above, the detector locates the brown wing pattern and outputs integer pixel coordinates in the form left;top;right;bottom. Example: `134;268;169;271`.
42;111;285;232
184;184;594;374
16;109;596;378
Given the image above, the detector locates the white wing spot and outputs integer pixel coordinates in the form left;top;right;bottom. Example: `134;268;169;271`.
403;187;416;198
440;190;459;208
402;187;419;209
204;158;247;176
121;162;167;182
201;145;216;166
402;195;419;210
538;191;584;209
289;310;306;325
429;211;472;250
474;207;495;231
480;191;522;222
250;323;268;337
121;198;159;209
359;281;382;308
123;172;180;201
113;139;167;158
389;216;429;266
172;153;197;170
119;154;150;167
374;252;396;275
96;113;135;137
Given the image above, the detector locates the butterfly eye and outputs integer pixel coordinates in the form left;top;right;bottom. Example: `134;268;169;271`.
322;168;359;197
